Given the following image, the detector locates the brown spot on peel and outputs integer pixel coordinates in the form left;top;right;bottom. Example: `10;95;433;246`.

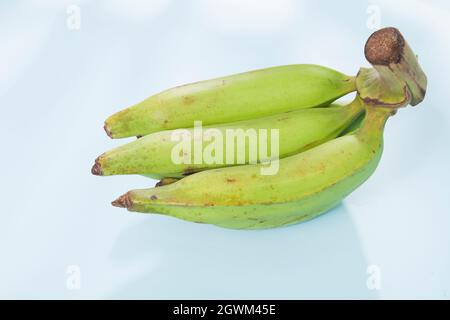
364;27;405;66
112;192;133;208
91;156;103;176
183;96;195;105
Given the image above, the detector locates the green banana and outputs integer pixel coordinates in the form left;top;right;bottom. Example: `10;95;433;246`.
111;101;391;229
93;98;363;178
104;64;355;138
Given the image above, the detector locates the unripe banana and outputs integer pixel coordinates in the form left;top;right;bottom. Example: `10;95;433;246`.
93;98;363;178
111;102;391;229
104;64;356;138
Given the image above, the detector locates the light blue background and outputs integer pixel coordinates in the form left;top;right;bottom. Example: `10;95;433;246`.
1;0;449;299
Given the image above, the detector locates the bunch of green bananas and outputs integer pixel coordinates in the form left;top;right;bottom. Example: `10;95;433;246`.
92;27;427;229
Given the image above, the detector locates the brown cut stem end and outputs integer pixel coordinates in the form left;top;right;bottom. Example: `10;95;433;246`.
112;192;133;208
365;27;405;66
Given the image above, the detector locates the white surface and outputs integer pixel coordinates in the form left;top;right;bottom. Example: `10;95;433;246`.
0;0;449;299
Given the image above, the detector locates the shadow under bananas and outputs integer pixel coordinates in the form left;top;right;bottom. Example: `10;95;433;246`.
107;203;377;299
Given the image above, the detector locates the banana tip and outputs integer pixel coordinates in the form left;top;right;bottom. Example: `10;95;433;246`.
103;123;113;138
112;192;133;208
91;157;103;176
365;27;405;66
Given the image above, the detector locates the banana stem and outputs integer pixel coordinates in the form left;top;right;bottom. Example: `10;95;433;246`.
348;95;364;112
356;106;391;140
357;27;427;109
